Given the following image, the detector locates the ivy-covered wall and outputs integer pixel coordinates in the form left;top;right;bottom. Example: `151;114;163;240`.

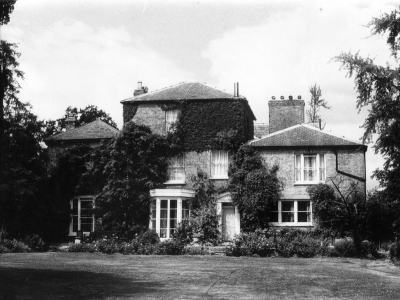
123;99;254;152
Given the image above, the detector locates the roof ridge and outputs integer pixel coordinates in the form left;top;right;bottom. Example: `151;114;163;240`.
121;82;189;102
301;123;363;145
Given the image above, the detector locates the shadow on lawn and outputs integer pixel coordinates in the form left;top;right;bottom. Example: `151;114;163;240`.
0;266;164;299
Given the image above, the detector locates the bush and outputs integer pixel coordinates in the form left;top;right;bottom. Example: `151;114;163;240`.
68;243;96;253
95;239;121;254
389;242;400;262
226;230;274;257
23;234;47;252
334;239;356;257
190;206;221;246
156;239;185;255
0;239;31;253
361;240;380;258
138;230;160;245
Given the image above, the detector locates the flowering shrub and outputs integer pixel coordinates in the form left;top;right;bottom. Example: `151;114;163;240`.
226;231;274;257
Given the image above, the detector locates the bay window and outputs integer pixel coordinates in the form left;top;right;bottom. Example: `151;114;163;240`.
211;150;228;179
270;200;312;226
166;154;185;183
295;154;325;183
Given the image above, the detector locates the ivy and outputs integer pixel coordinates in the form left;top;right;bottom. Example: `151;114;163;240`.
122;104;138;123
175;100;253;152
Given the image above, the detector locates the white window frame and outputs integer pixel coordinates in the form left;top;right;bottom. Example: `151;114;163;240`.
295;153;326;184
149;198;191;240
211;150;229;179
69;195;95;236
270;200;313;226
165;110;179;133
165;154;185;184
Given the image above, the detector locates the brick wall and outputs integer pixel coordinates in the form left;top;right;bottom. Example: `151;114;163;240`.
259;147;366;199
268;99;305;133
131;103;165;135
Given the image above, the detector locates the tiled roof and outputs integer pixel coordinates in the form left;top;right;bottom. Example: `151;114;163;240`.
121;82;244;103
250;124;366;148
254;123;269;138
45;119;119;142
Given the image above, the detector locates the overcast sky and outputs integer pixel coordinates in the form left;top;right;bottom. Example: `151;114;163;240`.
2;0;398;189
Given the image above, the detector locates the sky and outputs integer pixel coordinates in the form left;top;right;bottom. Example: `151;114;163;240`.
2;0;398;189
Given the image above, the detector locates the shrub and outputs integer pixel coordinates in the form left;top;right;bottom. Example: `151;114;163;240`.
1;239;31;253
68;243;96;253
95;239;121;254
389;242;400;262
334;239;356;257
23;234;47;252
190;206;221;246
0;244;11;254
361;240;380;258
226;231;274;257
138;230;160;245
156;239;185;255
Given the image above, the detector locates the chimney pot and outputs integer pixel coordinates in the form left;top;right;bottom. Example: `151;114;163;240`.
137;81;142;89
65;116;76;130
289;95;293;100
298;95;301;99
280;96;284;100
272;96;276;100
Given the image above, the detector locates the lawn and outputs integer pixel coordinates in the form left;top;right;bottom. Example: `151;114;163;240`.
1;253;400;299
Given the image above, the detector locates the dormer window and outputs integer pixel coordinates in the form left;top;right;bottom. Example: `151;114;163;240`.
165;110;179;133
211;150;229;179
295;154;325;183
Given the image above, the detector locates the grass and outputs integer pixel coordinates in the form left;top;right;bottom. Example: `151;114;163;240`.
1;253;400;299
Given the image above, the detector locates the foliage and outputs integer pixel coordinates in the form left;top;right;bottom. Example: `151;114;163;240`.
190;169;215;210
334;8;400;231
94;122;171;232
122;103;138;123
44;105;118;138
177;100;252;152
226;230;274;257
23;234;47;252
138;229;160;245
0;41;25;140
229;144;282;231
307;181;368;256
389;242;400;262
306;84;330;126
0;0;16;25
0;239;31;253
332;239;355;257
68;243;97;253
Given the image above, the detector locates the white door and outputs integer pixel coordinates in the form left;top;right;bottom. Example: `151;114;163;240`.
222;206;236;241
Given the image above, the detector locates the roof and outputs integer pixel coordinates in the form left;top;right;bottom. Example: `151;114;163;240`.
121;82;245;103
45;119;119;142
250;124;367;149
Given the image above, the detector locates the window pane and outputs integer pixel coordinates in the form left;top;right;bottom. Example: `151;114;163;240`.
182;201;190;209
160;219;167;228
211;150;228;177
298;201;310;212
161;200;168;209
319;154;325;181
170;219;177;229
170;210;177;218
151;209;156;219
160;210;167;218
271;201;278;211
160;229;167;238
298;212;311;223
170;200;177;208
81;223;93;232
282;201;294;211
73;199;78;215
151;220;156;229
282;212;294;222
182;210;190;220
295;155;301;181
73;216;78;232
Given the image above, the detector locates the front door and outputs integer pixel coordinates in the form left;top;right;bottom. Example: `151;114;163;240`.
222;206;235;241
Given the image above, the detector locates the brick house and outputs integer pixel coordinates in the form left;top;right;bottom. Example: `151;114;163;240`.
251;97;367;227
45;118;119;238
121;82;256;240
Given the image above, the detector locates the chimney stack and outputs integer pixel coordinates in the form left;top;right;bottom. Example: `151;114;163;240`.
65;116;76;131
134;81;148;96
268;96;305;133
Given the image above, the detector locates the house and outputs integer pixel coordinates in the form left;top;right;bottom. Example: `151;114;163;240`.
121;81;256;240
45;118;119;238
251;97;367;227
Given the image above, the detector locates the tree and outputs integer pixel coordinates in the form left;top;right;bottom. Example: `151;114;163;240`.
93;122;171;232
334;8;400;222
0;0;16;26
307;181;367;256
228;144;282;231
44;105;118;137
0;41;24;140
306;84;330;127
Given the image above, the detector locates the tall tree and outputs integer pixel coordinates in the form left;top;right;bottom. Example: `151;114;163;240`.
0;0;16;26
44;105;118;138
0;41;24;140
93;122;171;232
306;84;330;126
334;8;400;208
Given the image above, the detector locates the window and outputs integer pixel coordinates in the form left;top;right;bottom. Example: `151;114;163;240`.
150;199;191;239
211;150;228;179
295;154;325;183
70;196;95;235
165;110;179;133
166;154;185;183
270;200;312;225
